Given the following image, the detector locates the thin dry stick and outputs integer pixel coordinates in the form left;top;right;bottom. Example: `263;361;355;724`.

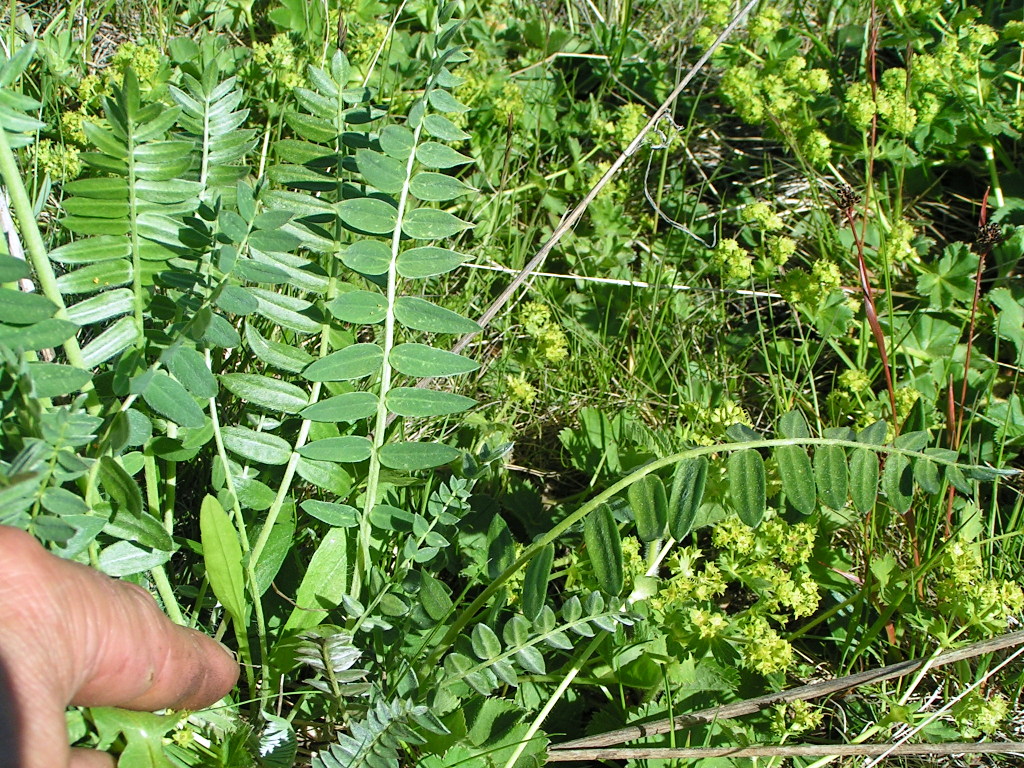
549;629;1024;751
453;0;759;349
547;742;1024;762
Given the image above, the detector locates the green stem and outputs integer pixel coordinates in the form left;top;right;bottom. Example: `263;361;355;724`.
0;127;89;370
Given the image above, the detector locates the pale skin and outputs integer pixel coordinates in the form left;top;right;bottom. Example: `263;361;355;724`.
0;526;239;768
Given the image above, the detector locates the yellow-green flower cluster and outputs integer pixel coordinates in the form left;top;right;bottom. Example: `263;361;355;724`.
78;74;109;106
110;42;162;86
838;368;871;393
492;80;525;122
712;238;753;282
345;21;389;68
690;607;729;639
520;301;568;364
505;373;536;405
761;518;816;566
781;259;843;308
880;220;916;264
740;615;794;675
651;546;727;611
765;235;797;270
741;201;784;232
693;0;734;49
936;538;1024;631
32;139;82;182
60;110;89;146
772;699;823;736
952;692;1009;737
252;33;306;90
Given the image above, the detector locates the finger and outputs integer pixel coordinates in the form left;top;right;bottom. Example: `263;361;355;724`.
69;749;115;768
0;650;73;768
67;578;238;711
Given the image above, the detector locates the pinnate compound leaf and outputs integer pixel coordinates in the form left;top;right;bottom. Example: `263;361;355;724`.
668;456;708;540
814;445;848;509
377;441;459;470
300;392;378;422
585;503;623;595
396;246;470;278
390;343;479;377
385;388;475;417
393;297;479;334
200;495;246;622
302;343;384;381
141;372;206;429
776;445;816;515
402;208;473;240
728;449;766;527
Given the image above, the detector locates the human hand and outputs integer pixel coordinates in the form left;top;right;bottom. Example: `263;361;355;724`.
0;526;239;768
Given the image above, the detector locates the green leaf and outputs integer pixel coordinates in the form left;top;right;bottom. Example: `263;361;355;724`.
777;410;810;439
337;198;398;234
285;527;348;630
49;236;131;264
0;288;57;324
0;318;78;351
216;285;259;315
356;149;407;194
420;572;453;621
728;450;766;527
393;297;479;334
166;347;217;399
300;391;378;422
97;456;143;517
98;541;171;577
81;316;139;366
409;171;474;201
245;322;314;373
55;260;132;294
427;90;470;114
0;254;29;281
849;448;878;514
471;623;502;661
776;444;816;515
327;290;387;324
629;474;667;542
858;420;888;445
914;458;941;495
200;495;246;622
385;387;475;417
390;343;479;377
396;246;470;278
26;362;92;397
222;426;292;465
302;344;384;381
423;113;471;141
522;543;554;621
403;208;473;240
416;141;472;169
585;502;623;595
668;456;708;540
298;436;373;462
251;288;322;334
814;445;848;509
378;125;415;160
141;372;206;429
378;441;459;470
300;500;359;527
342;240;391;276
220;373;309;413
882;452;913;514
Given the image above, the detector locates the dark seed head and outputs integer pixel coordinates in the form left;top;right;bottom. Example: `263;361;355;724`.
835;183;860;210
975;222;1004;252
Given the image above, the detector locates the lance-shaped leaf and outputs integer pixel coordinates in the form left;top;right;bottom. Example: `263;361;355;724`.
776;444;816;515
668;456;708;540
393;297;479;334
585;503;623;596
200;495;246;623
814;445;848;509
298;436;373;463
378;442;460;470
300;392;378;422
728;449;766;527
629;474;667;542
328;290;387;324
390;343;479;377
385;388;475;417
302;344;384;381
396;246;470;278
